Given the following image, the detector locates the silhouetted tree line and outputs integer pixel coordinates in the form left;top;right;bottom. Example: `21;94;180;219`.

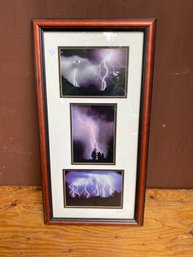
91;148;105;161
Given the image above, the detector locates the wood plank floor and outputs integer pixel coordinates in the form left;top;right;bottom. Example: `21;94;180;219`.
0;187;193;257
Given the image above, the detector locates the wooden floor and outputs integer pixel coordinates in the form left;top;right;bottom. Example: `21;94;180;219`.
0;187;193;257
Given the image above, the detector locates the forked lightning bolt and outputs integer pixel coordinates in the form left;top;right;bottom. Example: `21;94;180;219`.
77;116;100;152
97;53;112;91
68;174;115;198
97;52;123;91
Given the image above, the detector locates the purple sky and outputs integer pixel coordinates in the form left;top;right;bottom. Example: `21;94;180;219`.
65;170;123;198
71;105;115;160
60;48;128;91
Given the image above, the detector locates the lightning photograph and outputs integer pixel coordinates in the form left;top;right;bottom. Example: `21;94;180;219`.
64;170;123;208
71;104;116;164
59;47;128;97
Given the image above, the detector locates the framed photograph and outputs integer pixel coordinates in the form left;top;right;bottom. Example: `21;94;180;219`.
64;169;124;208
33;19;156;225
59;47;128;97
70;103;117;164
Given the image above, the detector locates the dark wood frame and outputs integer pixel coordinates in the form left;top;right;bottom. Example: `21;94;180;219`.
32;19;156;226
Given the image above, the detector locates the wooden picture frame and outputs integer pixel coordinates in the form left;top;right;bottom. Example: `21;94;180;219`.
32;19;156;225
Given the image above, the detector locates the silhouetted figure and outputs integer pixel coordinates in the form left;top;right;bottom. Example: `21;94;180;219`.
101;153;105;161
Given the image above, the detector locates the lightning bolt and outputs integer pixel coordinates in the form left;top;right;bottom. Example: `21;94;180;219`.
97;51;123;91
97;53;111;91
77;116;100;153
68;174;115;198
72;58;82;87
72;69;80;87
98;58;109;91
